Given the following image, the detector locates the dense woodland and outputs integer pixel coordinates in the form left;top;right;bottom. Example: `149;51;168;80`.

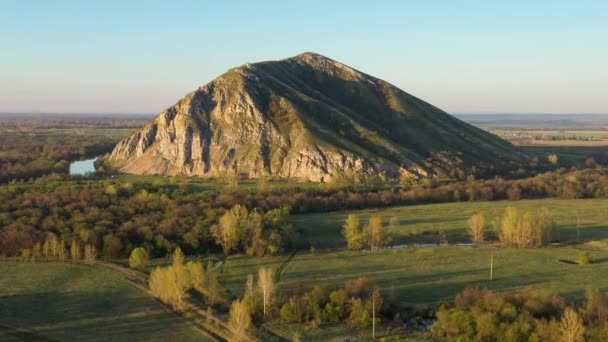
2;166;608;258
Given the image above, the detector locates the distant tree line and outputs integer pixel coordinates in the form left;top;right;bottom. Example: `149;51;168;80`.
0;116;148;183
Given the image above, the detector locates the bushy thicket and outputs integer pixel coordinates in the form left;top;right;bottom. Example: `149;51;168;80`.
431;287;608;341
495;207;559;248
278;277;382;329
149;248;221;311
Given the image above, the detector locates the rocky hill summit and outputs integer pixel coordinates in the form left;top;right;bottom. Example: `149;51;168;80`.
109;52;526;182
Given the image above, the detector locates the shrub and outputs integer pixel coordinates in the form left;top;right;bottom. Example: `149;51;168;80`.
128;247;149;270
578;251;592;265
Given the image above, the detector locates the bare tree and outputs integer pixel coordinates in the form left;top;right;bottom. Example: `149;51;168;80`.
257;267;275;320
370;286;382;339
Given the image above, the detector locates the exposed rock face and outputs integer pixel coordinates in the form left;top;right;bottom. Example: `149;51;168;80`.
109;52;525;181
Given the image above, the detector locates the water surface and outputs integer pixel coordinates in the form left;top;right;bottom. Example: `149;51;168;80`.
69;158;97;175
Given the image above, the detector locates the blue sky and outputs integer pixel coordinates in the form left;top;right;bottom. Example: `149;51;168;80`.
1;1;606;114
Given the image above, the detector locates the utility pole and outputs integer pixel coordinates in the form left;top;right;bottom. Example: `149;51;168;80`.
490;249;494;281
372;292;376;339
577;212;581;243
371;286;379;339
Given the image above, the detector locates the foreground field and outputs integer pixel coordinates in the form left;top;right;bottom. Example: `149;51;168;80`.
220;244;608;340
0;262;208;342
291;198;608;249
223;244;608;306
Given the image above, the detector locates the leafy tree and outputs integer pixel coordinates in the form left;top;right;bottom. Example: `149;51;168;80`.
467;213;486;244
280;297;301;322
148;247;192;311
342;214;363;250
58;240;67;261
228;299;251;342
128;247;149;270
205;261;221;305
347;297;372;328
170;248;191;309
70;238;81;262
585;288;607;326
211;204;248;254
559;307;585;342
83;243;97;263
548;154;559;165
497;207;558;248
186;261;205;293
363;216;385;250
102;234;123;258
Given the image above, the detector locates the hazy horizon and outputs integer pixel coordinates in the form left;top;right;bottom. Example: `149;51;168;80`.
2;1;606;114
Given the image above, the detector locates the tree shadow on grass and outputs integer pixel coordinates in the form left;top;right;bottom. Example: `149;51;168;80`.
0;291;202;341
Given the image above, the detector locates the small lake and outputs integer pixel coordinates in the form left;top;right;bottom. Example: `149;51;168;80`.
69;158;97;175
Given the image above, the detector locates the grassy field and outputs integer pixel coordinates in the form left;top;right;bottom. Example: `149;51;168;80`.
0;262;210;342
291;198;608;249
220;243;608;340
223;244;608;306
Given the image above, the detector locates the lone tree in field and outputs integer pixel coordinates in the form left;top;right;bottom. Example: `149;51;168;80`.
342;214;363;250
363;216;384;250
257;267;275;320
228;298;252;342
467;213;486;245
548;153;559;166
559;307;584;342
129;247;149;270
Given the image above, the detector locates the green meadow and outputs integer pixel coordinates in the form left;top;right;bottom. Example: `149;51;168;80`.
223;244;608;306
0;262;210;342
291;198;608;249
